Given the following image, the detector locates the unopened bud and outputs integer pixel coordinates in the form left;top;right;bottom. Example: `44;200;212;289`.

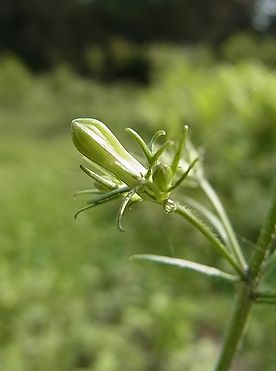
152;163;172;192
72;118;146;187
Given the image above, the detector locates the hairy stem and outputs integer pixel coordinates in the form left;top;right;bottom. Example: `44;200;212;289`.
214;186;276;371
173;202;244;278
249;187;276;281
214;284;252;371
198;177;247;270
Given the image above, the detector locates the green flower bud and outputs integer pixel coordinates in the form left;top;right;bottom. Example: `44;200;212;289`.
152;163;172;192
72;118;146;187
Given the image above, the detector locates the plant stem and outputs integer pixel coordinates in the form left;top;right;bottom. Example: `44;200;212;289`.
249;187;276;281
174;203;244;278
214;283;252;371
214;186;276;371
198;177;247;271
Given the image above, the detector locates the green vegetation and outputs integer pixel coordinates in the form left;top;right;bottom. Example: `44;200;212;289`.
2;0;255;72
0;45;275;370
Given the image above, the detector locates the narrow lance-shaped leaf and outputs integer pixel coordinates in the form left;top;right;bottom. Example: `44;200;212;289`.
255;298;276;305
254;289;276;299
131;254;238;282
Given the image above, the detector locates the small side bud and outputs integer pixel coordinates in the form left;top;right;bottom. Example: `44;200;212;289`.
152;163;172;192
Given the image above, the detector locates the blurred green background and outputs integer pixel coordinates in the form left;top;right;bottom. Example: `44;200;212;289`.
0;1;276;370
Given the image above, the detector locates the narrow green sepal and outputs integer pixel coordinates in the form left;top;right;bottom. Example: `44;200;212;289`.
168;158;198;192
74;189;102;198
74;186;130;219
130;254;238;282
152;140;173;163
125;127;152;164
80;164;118;190
116;188;137;232
171;125;188;176
150;130;166;152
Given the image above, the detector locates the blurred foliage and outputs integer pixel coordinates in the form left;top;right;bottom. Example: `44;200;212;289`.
0;0;255;72
221;32;276;66
0;44;276;370
84;38;151;84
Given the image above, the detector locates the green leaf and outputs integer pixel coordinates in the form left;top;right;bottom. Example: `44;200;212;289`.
255;298;276;305
254;289;276;299
130;254;238;282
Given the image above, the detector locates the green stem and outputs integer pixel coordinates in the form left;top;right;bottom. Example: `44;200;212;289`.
174;202;244;278
214;284;252;371
214;186;276;371
198;177;247;271
249;187;276;281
